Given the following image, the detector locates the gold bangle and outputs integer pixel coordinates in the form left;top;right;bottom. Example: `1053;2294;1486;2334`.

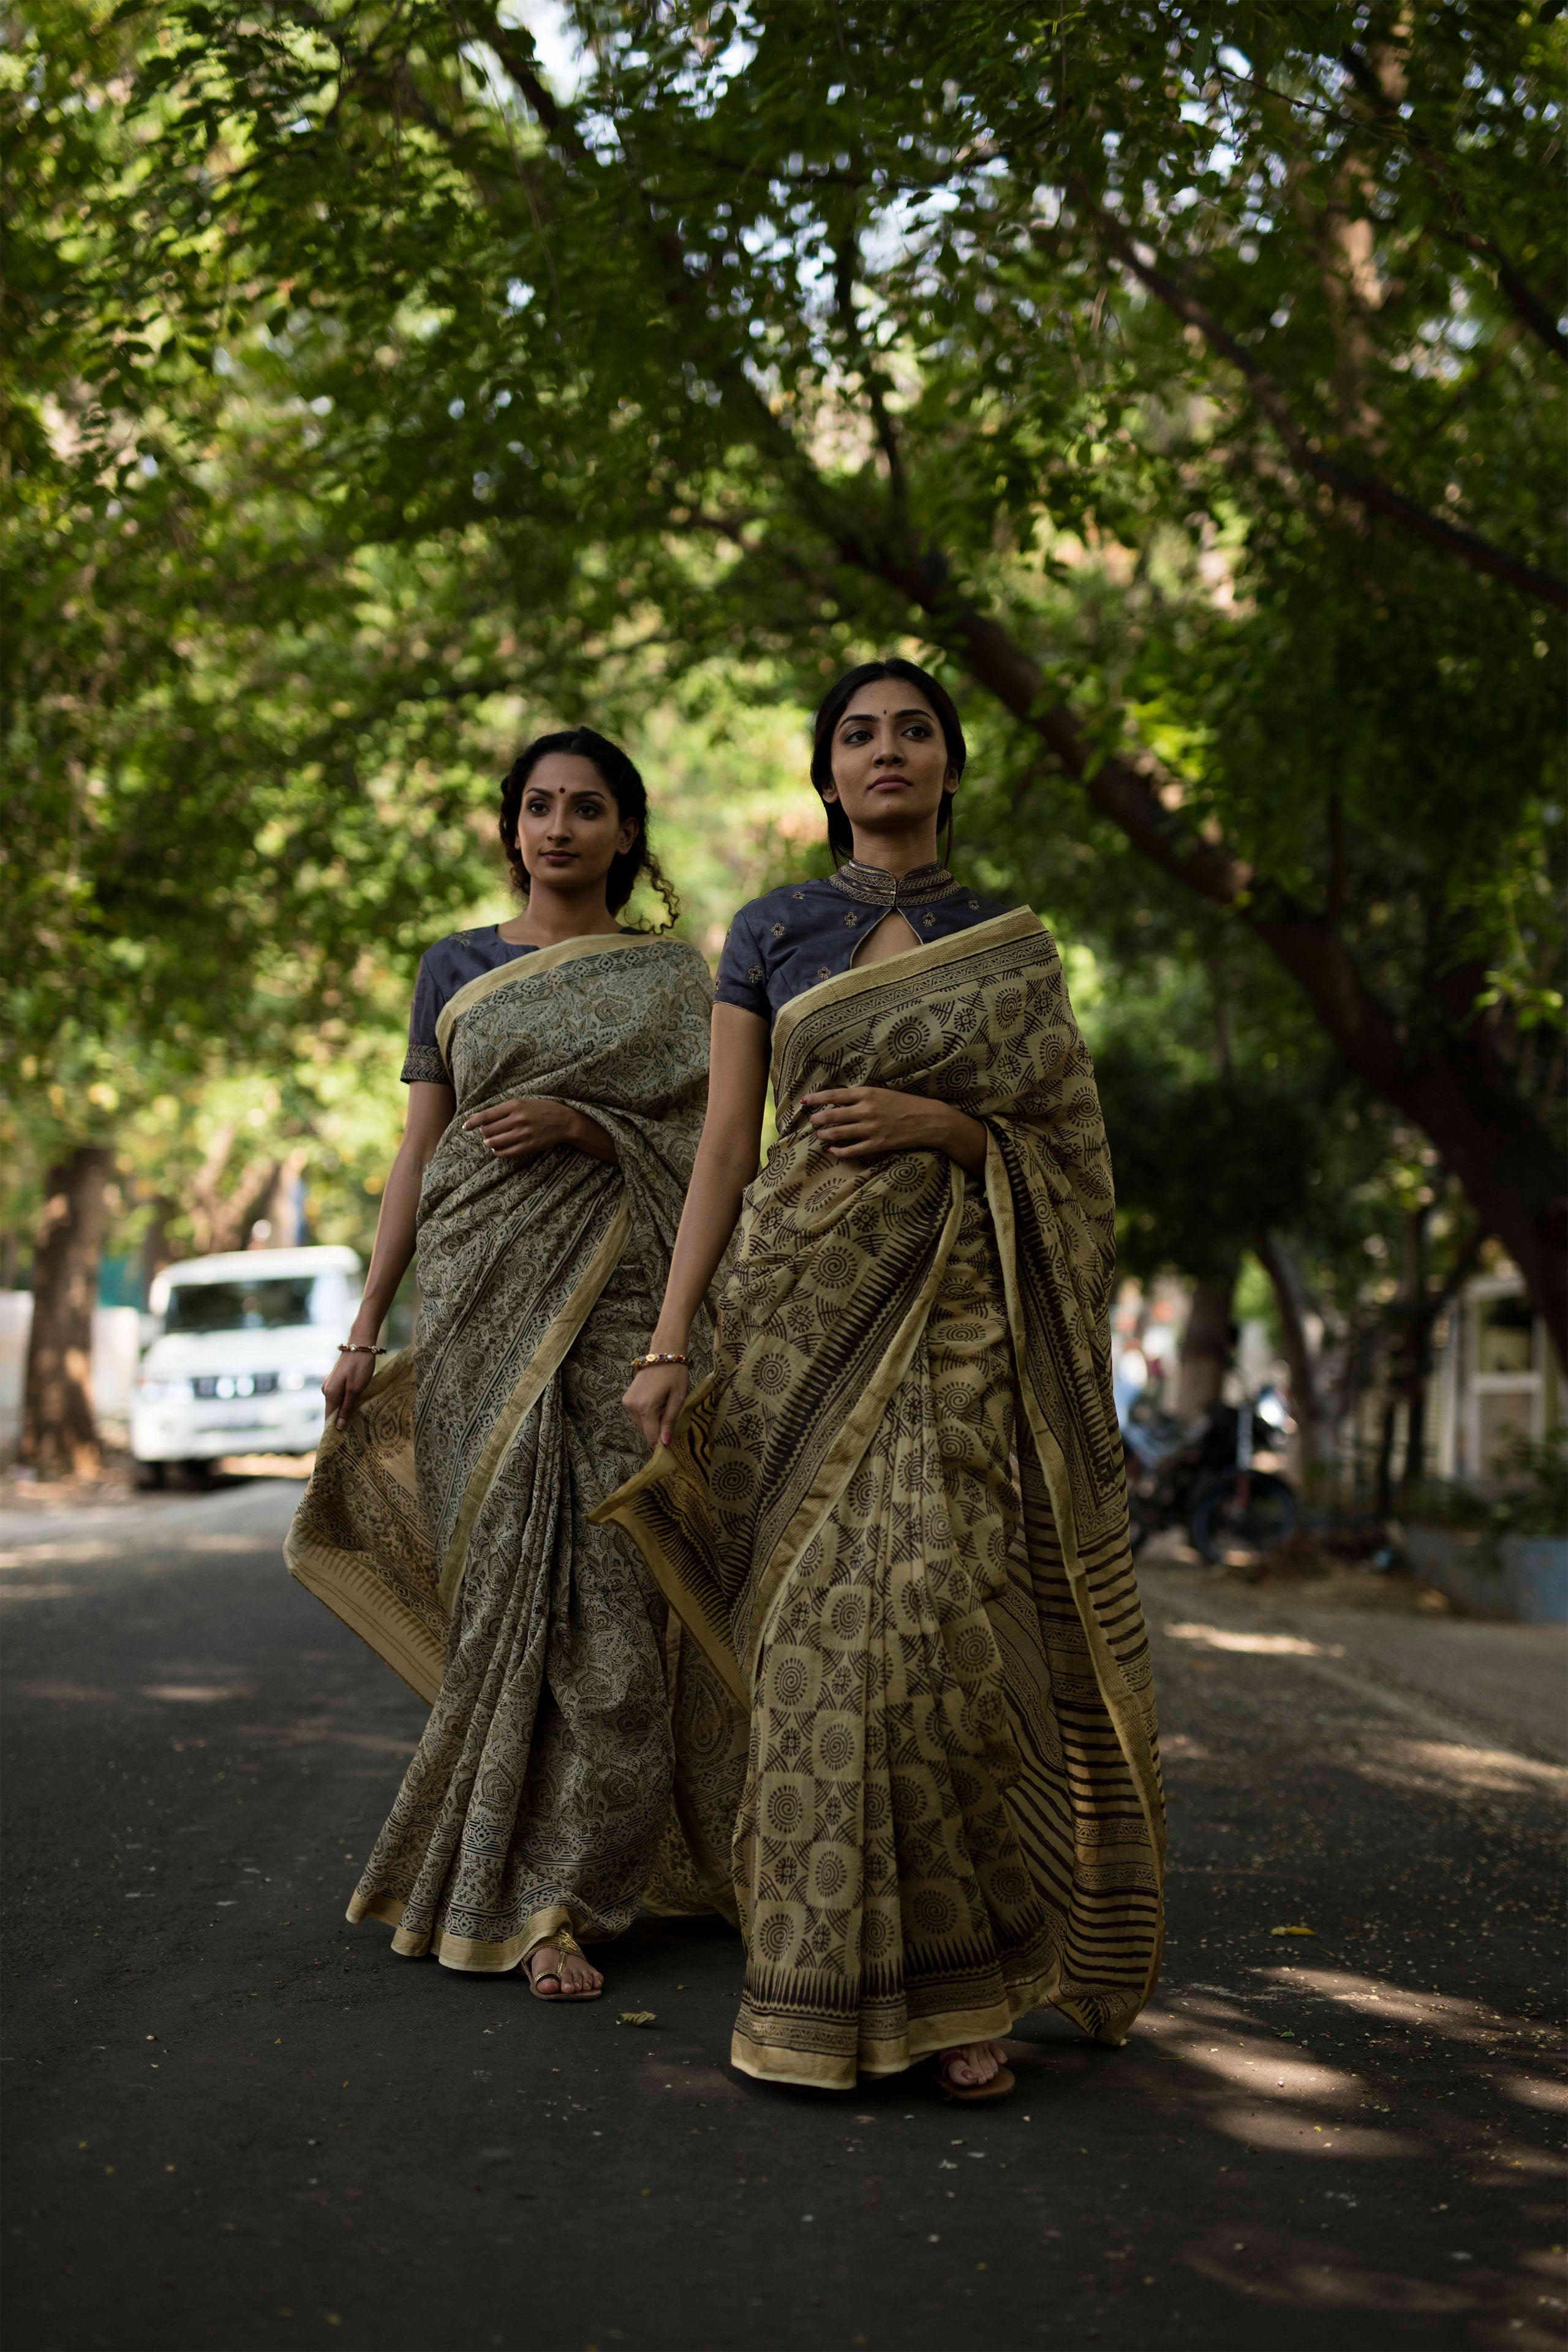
630;1350;689;1373
338;1343;388;1356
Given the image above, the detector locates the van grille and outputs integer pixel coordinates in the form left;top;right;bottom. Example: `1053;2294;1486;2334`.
191;1373;281;1400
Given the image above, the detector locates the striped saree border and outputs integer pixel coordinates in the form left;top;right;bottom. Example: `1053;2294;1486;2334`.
983;1129;1167;2026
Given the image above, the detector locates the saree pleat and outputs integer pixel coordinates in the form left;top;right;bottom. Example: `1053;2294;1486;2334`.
597;908;1164;2086
285;934;747;1967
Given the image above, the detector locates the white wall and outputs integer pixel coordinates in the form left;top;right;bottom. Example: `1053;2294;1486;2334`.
0;1293;142;1453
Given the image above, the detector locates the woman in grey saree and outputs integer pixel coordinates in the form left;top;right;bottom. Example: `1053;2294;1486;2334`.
608;665;1164;2092
285;730;743;1995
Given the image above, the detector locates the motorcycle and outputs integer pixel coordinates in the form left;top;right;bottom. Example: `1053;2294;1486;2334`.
1122;1387;1298;1565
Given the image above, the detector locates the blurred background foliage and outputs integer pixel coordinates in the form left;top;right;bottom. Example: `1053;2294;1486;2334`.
3;0;1562;1474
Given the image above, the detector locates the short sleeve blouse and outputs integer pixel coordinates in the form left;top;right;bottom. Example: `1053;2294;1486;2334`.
400;929;541;1084
714;862;1006;1030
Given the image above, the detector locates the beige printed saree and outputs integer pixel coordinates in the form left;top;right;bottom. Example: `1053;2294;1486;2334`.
597;908;1165;2087
284;932;745;1970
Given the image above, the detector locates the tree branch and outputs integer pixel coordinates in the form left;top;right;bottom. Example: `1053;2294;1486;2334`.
1337;44;1568;366
1068;187;1568;611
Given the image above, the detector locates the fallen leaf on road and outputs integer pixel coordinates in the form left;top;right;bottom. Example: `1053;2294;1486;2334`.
617;2011;655;2026
1270;1924;1316;1937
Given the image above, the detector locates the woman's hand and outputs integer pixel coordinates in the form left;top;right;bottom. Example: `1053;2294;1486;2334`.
801;1087;988;1174
463;1098;600;1162
322;1347;379;1433
622;1360;690;1450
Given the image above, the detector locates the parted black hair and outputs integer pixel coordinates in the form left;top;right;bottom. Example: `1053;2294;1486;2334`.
498;727;679;927
809;658;967;862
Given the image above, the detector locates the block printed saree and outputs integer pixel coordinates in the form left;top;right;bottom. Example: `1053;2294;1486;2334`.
596;908;1165;2087
284;933;746;1970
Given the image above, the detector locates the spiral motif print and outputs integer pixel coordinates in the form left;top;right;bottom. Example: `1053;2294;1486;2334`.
598;912;1165;2087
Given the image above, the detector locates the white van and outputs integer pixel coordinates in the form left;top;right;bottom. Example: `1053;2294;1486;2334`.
130;1246;361;1480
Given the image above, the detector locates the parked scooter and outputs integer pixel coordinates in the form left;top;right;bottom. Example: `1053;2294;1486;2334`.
1122;1387;1298;1564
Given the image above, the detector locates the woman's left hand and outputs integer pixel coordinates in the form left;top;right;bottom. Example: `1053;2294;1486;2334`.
801;1087;986;1171
464;1097;580;1161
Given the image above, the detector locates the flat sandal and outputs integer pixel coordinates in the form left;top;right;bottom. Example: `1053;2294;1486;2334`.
524;1927;601;2002
934;2048;1015;2102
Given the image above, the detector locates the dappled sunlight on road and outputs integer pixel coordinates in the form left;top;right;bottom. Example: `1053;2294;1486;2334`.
1268;1968;1559;2048
1182;2222;1500;2324
1166;1620;1347;1659
1347;1738;1568;1799
11;1670;419;1765
1074;1960;1568;2340
1500;2074;1568;2115
0;1531;276;1569
141;1680;258;1703
235;1716;413;1758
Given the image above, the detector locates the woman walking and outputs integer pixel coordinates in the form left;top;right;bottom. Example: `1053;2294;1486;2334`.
287;728;742;2000
605;661;1164;2094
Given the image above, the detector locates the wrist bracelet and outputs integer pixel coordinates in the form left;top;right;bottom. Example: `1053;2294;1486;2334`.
339;1343;388;1357
630;1350;689;1373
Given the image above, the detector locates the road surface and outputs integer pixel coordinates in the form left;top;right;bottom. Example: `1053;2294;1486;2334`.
3;1481;1564;2351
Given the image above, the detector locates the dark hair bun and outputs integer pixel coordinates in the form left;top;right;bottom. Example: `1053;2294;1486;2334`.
809;660;967;861
498;728;679;925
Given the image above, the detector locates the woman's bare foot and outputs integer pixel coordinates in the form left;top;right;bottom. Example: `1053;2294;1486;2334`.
935;2041;1014;2099
525;1942;603;2000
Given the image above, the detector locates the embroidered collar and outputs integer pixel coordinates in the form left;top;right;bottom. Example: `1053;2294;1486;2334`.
827;859;961;908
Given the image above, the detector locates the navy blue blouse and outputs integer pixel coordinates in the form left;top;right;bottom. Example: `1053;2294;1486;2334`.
404;924;647;1082
715;862;1008;1030
401;928;540;1084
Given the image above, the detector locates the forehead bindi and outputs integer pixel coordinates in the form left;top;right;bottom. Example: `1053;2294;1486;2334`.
838;692;939;731
524;755;611;799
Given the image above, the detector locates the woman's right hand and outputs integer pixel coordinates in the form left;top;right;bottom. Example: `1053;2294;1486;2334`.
322;1347;379;1434
622;1360;690;1450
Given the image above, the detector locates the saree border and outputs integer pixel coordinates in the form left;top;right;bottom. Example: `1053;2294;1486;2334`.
983;1129;1167;2015
434;930;657;1062
770;904;1043;1090
347;1888;577;1972
281;1350;445;1705
589;1374;745;1702
594;1169;967;1700
437;1196;632;1611
744;1164;965;1683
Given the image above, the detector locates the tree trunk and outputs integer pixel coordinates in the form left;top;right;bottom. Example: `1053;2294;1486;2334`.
1373;1390;1400;1521
140;1196;178;1303
249;1150;307;1249
1177;1272;1237;1419
1253;1230;1328;1479
1393;1206;1430;1499
23;1144;115;1480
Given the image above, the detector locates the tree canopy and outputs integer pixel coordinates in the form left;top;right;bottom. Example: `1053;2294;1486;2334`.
65;0;1562;1343
6;0;1564;1471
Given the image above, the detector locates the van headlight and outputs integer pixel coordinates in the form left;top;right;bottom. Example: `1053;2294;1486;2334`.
137;1378;189;1403
279;1370;309;1392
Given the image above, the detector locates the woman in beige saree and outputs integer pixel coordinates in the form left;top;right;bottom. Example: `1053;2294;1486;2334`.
285;729;742;2001
606;662;1164;2096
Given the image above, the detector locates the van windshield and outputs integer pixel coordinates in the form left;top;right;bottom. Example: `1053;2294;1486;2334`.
164;1278;316;1335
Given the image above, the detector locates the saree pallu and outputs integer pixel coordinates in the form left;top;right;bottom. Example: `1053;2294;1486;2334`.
284;933;746;1970
597;908;1165;2087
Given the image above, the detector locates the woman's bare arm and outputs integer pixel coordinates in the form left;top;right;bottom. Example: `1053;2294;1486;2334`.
622;1003;769;1445
323;1080;454;1429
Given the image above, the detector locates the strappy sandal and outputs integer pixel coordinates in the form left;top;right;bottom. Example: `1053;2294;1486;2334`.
934;2046;1016;2103
524;1928;601;2002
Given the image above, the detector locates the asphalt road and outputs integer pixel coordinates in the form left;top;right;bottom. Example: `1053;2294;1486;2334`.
2;1480;1565;2352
